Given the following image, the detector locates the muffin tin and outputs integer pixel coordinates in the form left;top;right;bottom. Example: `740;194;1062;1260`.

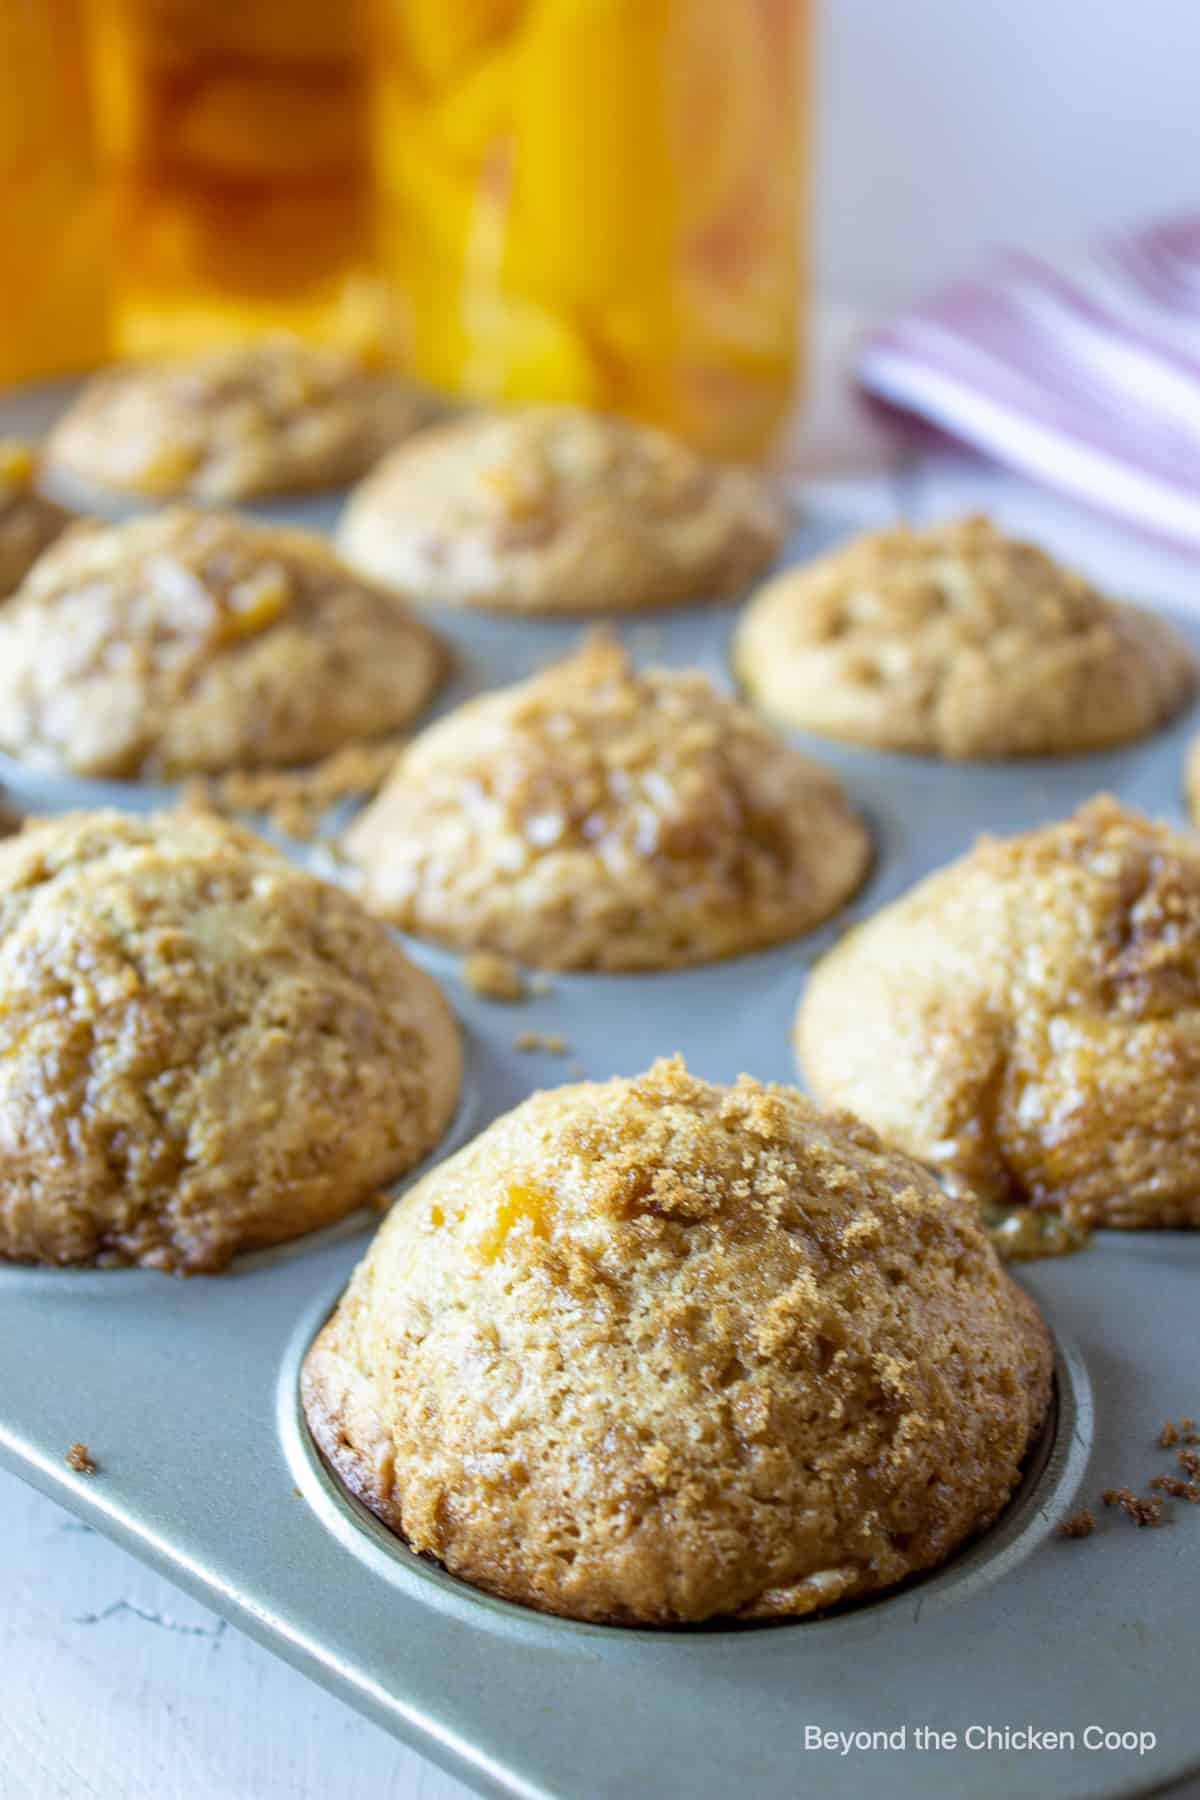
0;404;1198;1797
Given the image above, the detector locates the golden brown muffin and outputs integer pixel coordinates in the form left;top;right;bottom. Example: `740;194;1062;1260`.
735;515;1195;757
0;810;460;1272
798;796;1200;1228
344;639;869;970
336;404;784;613
43;339;445;502
1185;735;1200;824
0;509;444;779
303;1057;1052;1625
0;440;72;598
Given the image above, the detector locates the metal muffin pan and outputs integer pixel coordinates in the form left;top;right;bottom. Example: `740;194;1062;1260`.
0;424;1198;1797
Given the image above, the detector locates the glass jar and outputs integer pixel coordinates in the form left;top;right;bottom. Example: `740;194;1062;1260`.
4;0;806;459
369;0;807;460
82;0;378;357
0;0;111;383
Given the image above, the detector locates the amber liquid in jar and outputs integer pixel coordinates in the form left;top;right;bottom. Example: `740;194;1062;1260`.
370;0;806;460
83;0;377;357
0;0;111;382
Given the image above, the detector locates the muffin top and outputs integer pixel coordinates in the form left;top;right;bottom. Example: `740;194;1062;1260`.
799;796;1200;1227
344;638;869;970
0;809;460;1272
735;515;1195;757
303;1056;1052;1625
0;439;72;598
336;404;785;613
43;339;445;502
0;509;444;779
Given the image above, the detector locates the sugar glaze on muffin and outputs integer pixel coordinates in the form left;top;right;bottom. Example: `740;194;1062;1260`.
0;810;460;1271
0;509;444;779
735;515;1194;757
799;796;1200;1228
344;638;869;970
303;1057;1052;1625
0;439;72;598
337;404;784;613
44;339;445;502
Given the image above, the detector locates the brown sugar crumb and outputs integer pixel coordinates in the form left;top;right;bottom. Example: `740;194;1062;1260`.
463;951;527;1003
985;1203;1091;1262
1150;1474;1200;1502
513;1030;568;1055
1057;1508;1096;1539
1177;1448;1200;1480
181;739;405;842
1158;1420;1180;1448
65;1441;97;1475
1102;1487;1166;1527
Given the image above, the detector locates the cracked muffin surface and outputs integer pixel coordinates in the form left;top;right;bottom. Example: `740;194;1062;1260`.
0;440;72;598
798;796;1200;1227
302;1056;1052;1625
344;639;869;970
735;515;1195;757
0;509;444;779
0;809;460;1271
43;339;445;501
336;404;784;613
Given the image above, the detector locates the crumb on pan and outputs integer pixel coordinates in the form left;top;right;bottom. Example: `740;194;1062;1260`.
1057;1509;1095;1539
65;1442;97;1475
1102;1488;1165;1527
513;1030;568;1055
180;738;405;842
1149;1475;1200;1502
463;951;527;1002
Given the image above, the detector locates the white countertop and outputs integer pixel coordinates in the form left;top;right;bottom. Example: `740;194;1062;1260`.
4;371;1200;1799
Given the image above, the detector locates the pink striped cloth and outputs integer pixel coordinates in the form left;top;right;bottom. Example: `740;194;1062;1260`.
856;216;1200;550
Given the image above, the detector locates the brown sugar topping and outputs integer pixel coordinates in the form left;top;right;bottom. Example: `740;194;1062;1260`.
65;1441;97;1475
463;951;527;1002
181;737;405;842
1102;1488;1166;1527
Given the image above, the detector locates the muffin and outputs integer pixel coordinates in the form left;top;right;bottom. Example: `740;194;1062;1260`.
799;796;1200;1228
336;404;784;613
0;509;444;779
0;440;71;598
735;515;1195;757
1184;736;1200;824
344;639;869;970
43;339;445;502
0;810;460;1271
303;1057;1052;1625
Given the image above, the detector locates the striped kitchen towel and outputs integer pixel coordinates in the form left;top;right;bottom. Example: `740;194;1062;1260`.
856;215;1200;550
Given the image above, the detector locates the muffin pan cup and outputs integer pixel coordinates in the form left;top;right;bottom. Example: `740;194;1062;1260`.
0;426;1198;1797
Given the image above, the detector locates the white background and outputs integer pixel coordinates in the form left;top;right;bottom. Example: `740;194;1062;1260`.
4;5;1200;1798
818;0;1200;308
